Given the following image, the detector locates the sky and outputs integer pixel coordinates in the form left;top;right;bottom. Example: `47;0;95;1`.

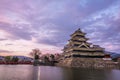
0;0;120;56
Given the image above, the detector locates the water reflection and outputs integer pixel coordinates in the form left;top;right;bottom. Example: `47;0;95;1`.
39;66;120;80
40;66;64;80
65;68;108;80
0;65;34;80
0;65;120;80
33;66;40;80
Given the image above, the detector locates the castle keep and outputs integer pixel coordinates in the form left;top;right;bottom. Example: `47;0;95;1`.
58;28;119;68
63;28;105;58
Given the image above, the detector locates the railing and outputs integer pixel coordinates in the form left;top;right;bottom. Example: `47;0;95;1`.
71;32;86;37
71;42;91;46
71;37;88;41
72;47;103;51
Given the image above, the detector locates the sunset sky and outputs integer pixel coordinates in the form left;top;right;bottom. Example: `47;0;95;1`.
0;0;120;56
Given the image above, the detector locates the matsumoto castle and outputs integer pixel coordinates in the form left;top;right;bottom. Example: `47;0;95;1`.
57;28;120;68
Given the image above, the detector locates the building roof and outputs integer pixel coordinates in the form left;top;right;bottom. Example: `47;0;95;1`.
63;28;104;54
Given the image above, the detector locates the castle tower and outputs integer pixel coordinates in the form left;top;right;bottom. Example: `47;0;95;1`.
63;28;105;58
57;28;118;68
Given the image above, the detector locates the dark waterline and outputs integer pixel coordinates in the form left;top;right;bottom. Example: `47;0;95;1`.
0;65;120;80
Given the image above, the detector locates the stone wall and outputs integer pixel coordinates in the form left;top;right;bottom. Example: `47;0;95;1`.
57;58;120;69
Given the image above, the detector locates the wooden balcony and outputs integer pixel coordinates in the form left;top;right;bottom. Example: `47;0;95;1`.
71;32;86;37
71;37;89;42
71;42;92;46
71;47;104;51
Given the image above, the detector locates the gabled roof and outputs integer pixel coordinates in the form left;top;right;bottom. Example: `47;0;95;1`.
70;28;86;37
78;42;89;48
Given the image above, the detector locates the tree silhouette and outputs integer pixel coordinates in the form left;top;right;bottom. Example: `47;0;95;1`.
12;57;19;62
5;56;11;62
50;54;55;61
30;48;41;60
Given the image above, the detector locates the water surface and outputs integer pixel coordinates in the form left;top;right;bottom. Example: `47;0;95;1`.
0;65;120;80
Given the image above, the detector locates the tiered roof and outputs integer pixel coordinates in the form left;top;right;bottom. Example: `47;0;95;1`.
63;28;105;57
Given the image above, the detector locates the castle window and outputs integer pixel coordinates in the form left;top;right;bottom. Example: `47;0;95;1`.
74;44;79;47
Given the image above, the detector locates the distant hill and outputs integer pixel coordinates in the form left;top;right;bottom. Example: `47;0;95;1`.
0;56;4;60
105;51;120;59
0;56;33;61
12;56;33;61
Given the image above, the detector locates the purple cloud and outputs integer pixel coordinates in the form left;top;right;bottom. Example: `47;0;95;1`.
0;50;11;53
0;38;8;41
0;0;120;54
0;22;34;40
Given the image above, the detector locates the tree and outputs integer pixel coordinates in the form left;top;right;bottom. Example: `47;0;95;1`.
44;56;50;65
50;54;55;65
30;48;41;60
5;56;11;62
12;57;19;62
50;54;55;61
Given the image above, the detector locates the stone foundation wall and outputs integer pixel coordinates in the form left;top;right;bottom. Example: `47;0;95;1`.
57;58;120;69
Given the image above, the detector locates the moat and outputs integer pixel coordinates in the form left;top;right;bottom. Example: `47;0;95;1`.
0;65;120;80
